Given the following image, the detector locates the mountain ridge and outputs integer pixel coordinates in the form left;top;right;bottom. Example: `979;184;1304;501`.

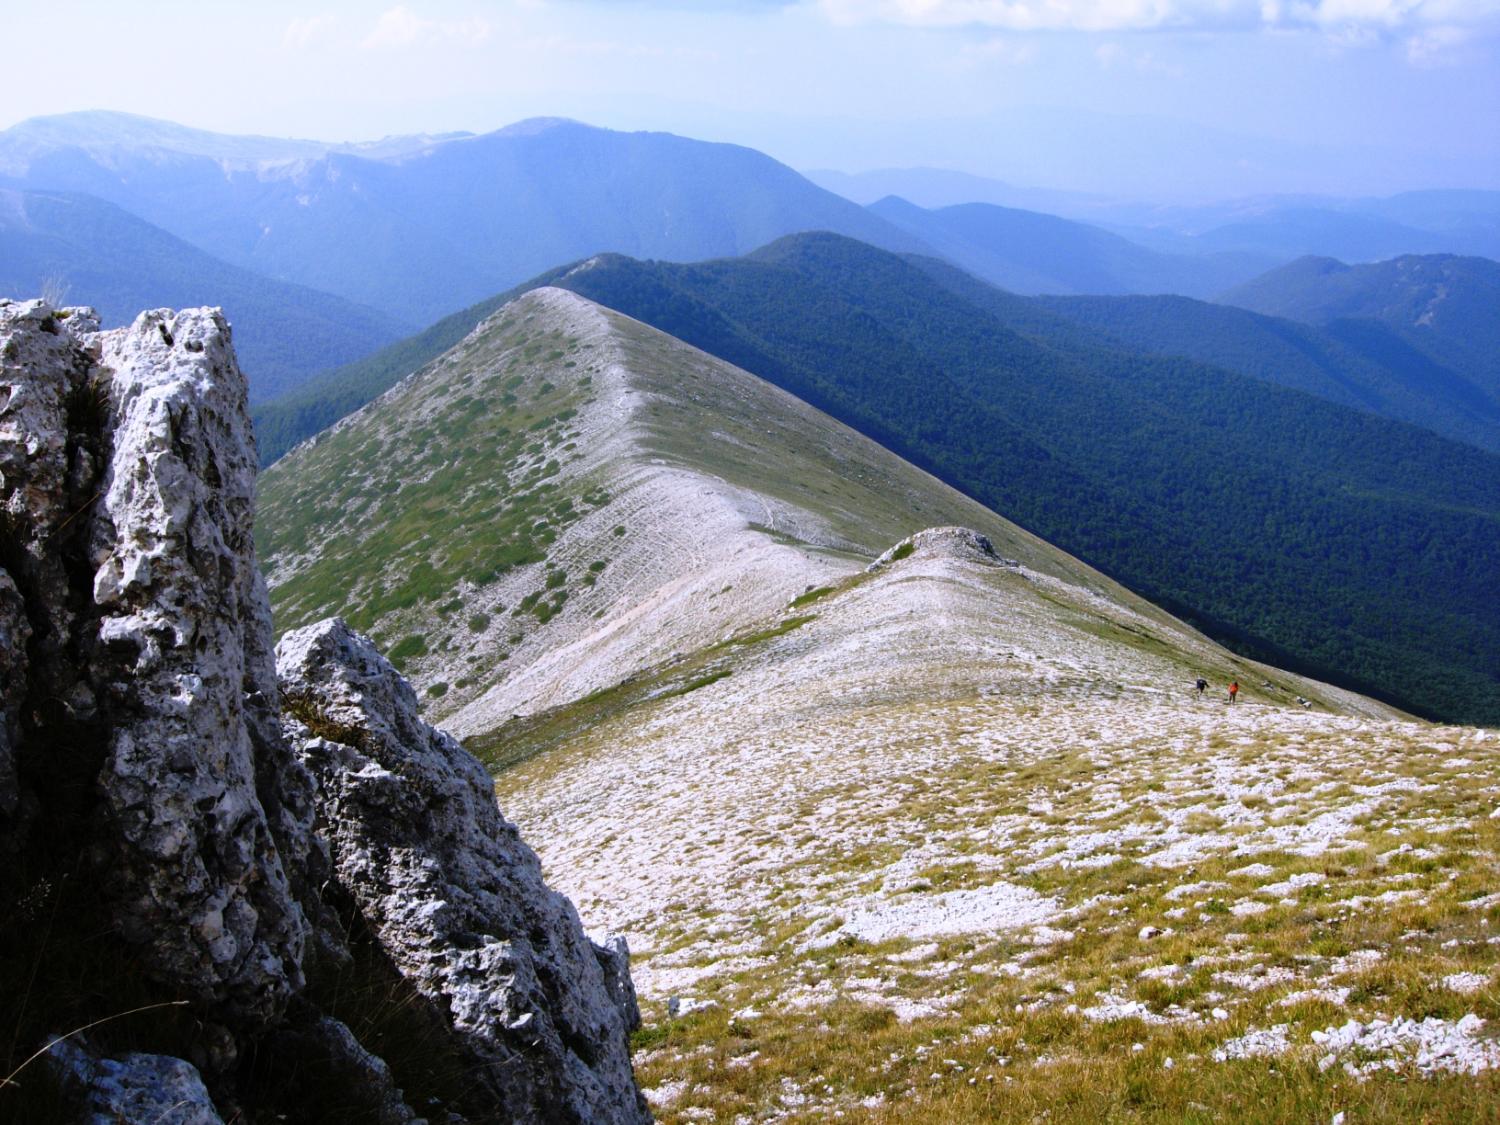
0;111;933;324
259;286;1396;744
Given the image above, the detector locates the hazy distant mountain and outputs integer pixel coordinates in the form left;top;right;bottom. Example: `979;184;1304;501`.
0;109;470;170
0;111;929;324
1112;192;1500;263
805;166;1107;215
1219;254;1500;406
1187;208;1495;262
868;196;1273;297
0;188;405;400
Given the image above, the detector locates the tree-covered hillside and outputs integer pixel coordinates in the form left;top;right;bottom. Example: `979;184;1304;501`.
1001;293;1500;453
0;189;406;400
1219;254;1500;407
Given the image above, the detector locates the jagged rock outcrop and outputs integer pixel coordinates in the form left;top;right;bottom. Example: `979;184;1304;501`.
278;618;649;1124
0;298;645;1123
867;525;1020;571
1;298;307;1029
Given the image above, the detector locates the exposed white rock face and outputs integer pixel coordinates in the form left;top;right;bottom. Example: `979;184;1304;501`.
1;299;309;1023
277;617;649;1124
88;306;311;1023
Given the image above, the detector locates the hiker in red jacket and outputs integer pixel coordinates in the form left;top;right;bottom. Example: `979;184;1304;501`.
1228;681;1239;704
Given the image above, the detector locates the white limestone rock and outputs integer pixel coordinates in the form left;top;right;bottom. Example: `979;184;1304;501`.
0;300;312;1025
868;526;1019;571
45;1038;224;1125
86;306;311;1023
277;617;649;1124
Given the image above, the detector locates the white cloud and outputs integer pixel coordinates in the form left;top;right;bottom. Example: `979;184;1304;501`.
960;35;1041;61
282;14;339;51
815;0;1500;35
1405;21;1474;61
361;6;492;50
1094;37;1185;71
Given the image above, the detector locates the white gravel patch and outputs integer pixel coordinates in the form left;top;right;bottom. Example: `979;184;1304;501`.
1314;1015;1500;1076
1441;971;1489;994
1214;1024;1292;1060
643;1079;689;1109
1260;872;1327;897
1080;992;1196;1025
1278;986;1352;1008
838;882;1059;943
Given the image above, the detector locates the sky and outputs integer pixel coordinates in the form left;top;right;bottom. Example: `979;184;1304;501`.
2;0;1497;200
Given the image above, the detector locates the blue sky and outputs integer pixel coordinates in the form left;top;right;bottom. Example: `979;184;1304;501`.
3;0;1497;199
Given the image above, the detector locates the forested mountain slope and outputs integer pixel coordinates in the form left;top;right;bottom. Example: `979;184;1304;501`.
1219;254;1500;407
0;189;405;400
991;291;1500;453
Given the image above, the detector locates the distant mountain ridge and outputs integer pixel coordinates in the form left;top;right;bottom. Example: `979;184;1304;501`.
813;166;1500;261
0;111;931;324
1219;254;1500;407
868;195;1272;297
250;233;1500;724
534;235;1500;726
0;187;406;400
258;286;1387;742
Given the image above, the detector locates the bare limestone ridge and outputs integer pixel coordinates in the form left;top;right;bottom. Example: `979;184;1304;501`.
258;284;1499;1118
0;298;648;1123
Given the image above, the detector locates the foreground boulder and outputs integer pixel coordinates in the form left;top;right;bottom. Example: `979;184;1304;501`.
0;298;646;1122
280;618;646;1122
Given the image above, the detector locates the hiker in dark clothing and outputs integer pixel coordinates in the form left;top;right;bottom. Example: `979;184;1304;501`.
1195;677;1208;695
1228;681;1240;704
